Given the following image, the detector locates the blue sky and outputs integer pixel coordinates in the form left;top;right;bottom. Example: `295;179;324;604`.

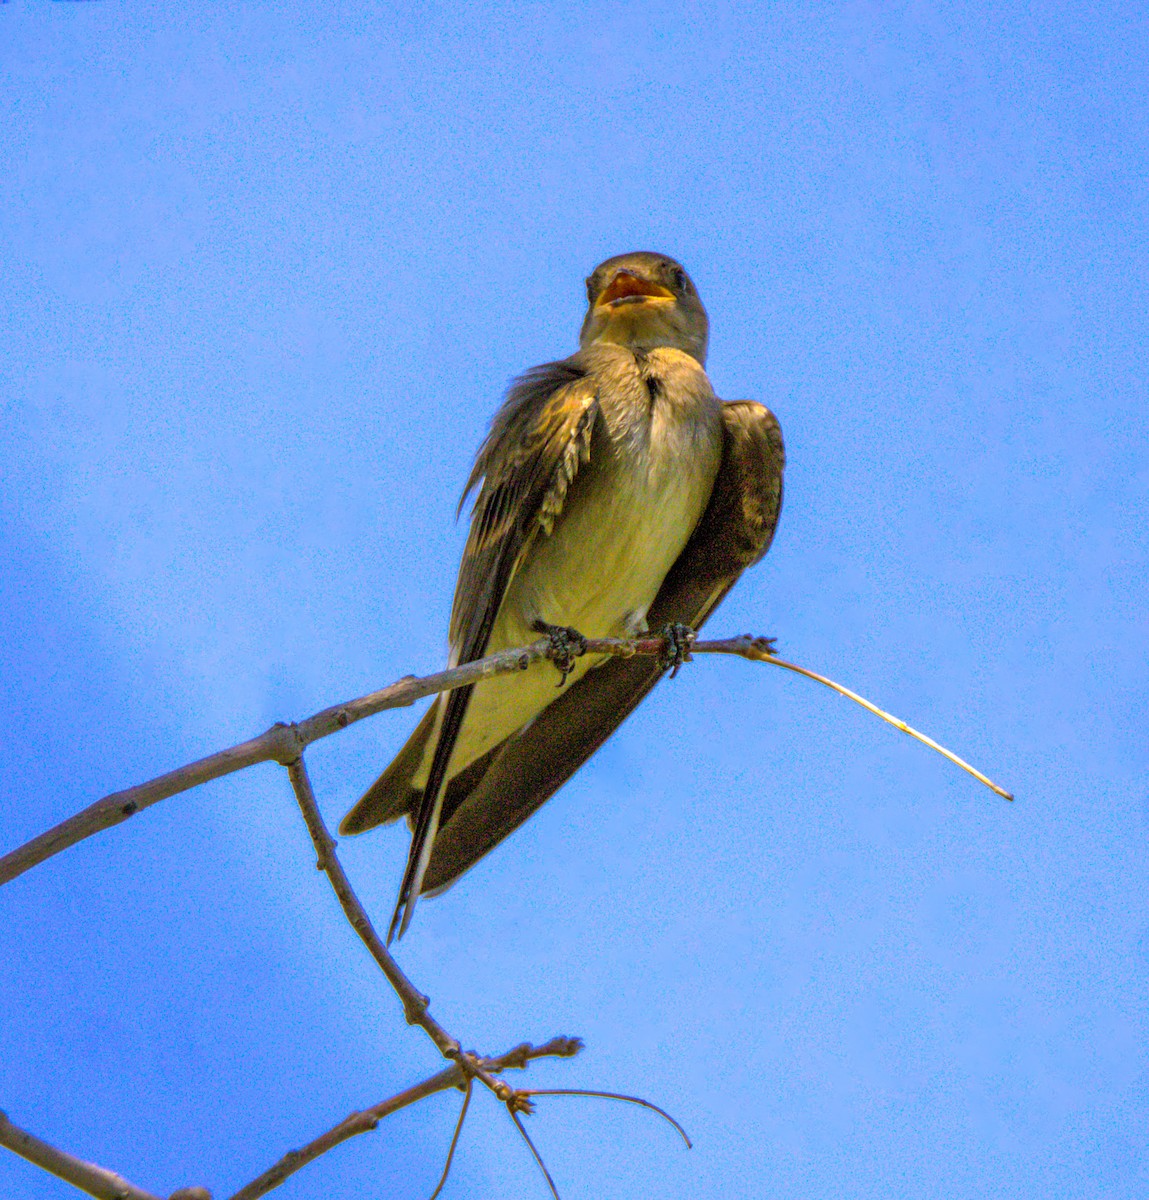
1;3;1146;1197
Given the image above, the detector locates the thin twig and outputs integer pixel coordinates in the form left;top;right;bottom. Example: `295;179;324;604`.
229;1042;571;1200
508;1108;561;1200
522;1089;692;1149
427;1078;472;1200
697;636;1015;800
0;633;1011;888
0;1109;164;1200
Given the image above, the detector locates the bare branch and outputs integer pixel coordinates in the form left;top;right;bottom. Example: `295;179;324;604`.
227;1063;461;1200
285;755;586;1106
6;629;1006;1197
0;1042;582;1200
229;1041;572;1200
0;1109;165;1200
0;638;560;887
0;745;584;1200
0;633;1011;889
284;756;458;1053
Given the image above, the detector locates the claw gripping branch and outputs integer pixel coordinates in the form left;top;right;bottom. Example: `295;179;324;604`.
532;621;589;686
659;622;697;677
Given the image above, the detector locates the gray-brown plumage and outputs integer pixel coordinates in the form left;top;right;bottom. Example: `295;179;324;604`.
340;252;785;939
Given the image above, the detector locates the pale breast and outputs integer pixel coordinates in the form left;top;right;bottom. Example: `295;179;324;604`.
434;346;724;778
511;395;719;638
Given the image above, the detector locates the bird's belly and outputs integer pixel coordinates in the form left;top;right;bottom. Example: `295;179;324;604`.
512;463;704;638
435;437;719;779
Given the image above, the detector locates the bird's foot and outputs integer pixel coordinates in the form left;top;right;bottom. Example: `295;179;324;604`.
660;622;697;678
532;620;588;687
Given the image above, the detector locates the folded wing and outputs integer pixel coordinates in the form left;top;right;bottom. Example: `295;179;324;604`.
382;360;601;939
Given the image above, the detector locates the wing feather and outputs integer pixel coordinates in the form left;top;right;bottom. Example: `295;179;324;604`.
388;359;600;939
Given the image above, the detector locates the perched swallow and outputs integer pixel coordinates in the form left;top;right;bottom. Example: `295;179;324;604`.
341;252;785;939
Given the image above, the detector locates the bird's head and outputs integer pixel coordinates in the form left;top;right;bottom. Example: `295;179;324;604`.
579;252;709;365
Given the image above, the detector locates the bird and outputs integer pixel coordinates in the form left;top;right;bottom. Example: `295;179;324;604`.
340;251;785;940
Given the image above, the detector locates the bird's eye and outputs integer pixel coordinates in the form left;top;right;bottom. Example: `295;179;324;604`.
585;276;596;302
669;265;687;291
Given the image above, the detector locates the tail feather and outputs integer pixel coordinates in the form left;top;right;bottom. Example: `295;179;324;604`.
338;701;438;835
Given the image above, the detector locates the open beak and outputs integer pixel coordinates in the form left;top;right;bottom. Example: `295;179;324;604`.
596;270;676;308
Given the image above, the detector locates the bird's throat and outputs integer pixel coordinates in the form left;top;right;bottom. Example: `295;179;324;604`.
587;302;698;360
